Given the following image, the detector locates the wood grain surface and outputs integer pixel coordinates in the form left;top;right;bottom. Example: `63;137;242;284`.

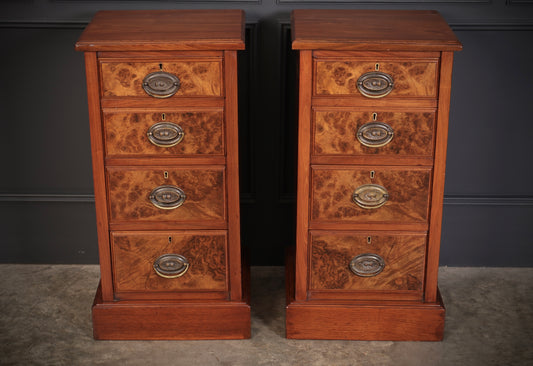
84;52;114;302
111;231;226;293
313;110;435;157
78;9;250;340
426;51;455;303
311;166;431;224
75;10;245;52
100;61;222;97
286;244;445;341
286;299;445;341
288;9;460;341
310;232;426;293
295;50;313;301
224;50;244;302
315;60;437;97
103;110;224;157
93;282;251;340
107;167;225;223
292;10;462;52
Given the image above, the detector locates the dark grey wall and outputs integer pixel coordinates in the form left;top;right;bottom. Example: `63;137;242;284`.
1;1;532;266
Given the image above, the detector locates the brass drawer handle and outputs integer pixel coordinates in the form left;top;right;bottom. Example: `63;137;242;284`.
149;185;186;210
153;254;189;279
147;122;184;148
357;71;394;98
352;184;389;209
142;71;181;98
357;122;394;148
350;253;385;277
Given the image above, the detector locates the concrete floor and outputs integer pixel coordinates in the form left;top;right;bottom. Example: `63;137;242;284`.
0;265;531;366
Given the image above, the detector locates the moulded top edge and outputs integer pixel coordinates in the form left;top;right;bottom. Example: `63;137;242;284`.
291;9;462;52
75;41;246;52
291;40;463;52
75;9;246;52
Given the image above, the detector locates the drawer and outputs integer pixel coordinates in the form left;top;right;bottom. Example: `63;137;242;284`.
313;110;435;157
309;231;426;300
311;166;431;224
103;110;224;157
111;231;227;299
314;57;438;98
107;167;225;224
100;60;222;98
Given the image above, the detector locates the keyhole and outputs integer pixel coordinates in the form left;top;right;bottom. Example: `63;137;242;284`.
168;236;172;243
164;171;169;179
375;63;380;71
159;63;163;71
370;170;375;179
372;112;377;121
367;236;372;245
162;113;166;121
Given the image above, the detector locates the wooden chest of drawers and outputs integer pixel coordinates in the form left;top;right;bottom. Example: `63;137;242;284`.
287;10;462;340
75;10;250;340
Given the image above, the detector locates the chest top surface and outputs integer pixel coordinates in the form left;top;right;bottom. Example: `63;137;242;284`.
291;9;462;51
75;9;245;52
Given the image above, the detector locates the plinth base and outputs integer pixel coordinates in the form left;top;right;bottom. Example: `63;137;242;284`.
92;284;251;340
286;295;445;341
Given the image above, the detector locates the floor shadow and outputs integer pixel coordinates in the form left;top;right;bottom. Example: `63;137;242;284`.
249;266;286;338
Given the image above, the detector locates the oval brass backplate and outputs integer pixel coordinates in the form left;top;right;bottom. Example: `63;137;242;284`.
357;122;394;148
142;71;181;98
147;122;184;148
149;185;186;210
352;184;389;209
153;254;189;279
350;253;385;277
357;71;394;98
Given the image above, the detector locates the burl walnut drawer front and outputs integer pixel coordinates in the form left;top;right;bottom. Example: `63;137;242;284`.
311;166;431;225
309;231;426;300
103;110;224;157
111;231;227;299
314;53;439;98
313;110;435;157
107;167;225;223
100;60;222;98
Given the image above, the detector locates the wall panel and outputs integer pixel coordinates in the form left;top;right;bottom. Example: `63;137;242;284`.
0;0;532;266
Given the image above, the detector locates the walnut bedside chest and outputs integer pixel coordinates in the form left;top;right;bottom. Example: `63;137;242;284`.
287;10;462;340
75;10;250;340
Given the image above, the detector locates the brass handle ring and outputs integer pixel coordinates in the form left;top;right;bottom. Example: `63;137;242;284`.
142;71;181;98
357;71;394;98
357;122;394;148
352;184;389;209
350;253;385;277
147;122;184;148
149;185;186;210
153;254;189;279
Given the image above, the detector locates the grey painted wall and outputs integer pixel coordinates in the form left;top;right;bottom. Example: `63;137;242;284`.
0;1;532;266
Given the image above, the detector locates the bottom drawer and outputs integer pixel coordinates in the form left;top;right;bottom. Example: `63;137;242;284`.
111;231;227;300
309;231;426;301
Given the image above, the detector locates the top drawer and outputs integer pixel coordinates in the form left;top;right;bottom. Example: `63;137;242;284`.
314;52;439;99
100;59;222;98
